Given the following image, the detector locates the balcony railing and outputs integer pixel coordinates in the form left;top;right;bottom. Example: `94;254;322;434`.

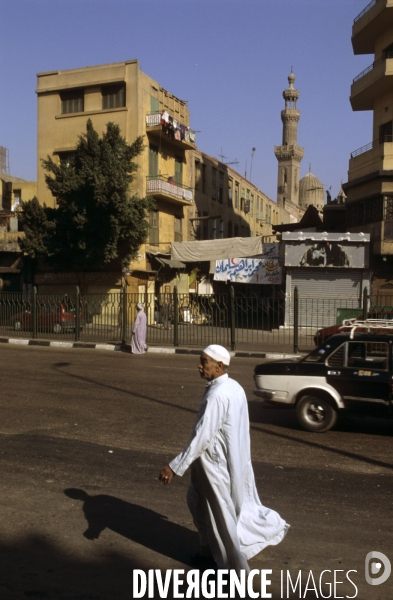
146;112;196;144
146;176;193;202
353;56;384;83
350;135;393;158
353;0;377;23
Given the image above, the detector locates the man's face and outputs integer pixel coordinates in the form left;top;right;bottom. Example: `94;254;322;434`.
198;352;224;381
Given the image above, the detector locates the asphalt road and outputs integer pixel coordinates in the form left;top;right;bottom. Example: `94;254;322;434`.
0;344;392;600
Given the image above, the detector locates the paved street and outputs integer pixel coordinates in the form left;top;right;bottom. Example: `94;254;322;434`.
0;344;392;599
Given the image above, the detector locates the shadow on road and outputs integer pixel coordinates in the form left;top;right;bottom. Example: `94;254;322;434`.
0;533;152;599
65;488;196;565
248;400;393;471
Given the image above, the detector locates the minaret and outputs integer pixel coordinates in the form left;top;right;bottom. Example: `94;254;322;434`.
274;72;304;209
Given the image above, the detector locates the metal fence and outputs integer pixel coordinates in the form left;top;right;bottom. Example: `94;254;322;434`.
1;286;391;352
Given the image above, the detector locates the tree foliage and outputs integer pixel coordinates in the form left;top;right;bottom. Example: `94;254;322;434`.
19;119;153;271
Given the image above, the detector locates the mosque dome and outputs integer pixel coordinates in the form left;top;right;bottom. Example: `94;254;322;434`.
299;172;324;212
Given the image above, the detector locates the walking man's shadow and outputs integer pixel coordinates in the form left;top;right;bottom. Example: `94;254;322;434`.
64;488;196;565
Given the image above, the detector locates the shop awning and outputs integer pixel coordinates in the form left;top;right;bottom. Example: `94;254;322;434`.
156;257;186;269
171;237;264;262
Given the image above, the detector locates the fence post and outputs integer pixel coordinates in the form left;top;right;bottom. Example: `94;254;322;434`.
32;286;37;339
173;286;179;347
230;285;236;351
362;286;368;320
121;286;127;345
75;286;80;341
293;286;299;354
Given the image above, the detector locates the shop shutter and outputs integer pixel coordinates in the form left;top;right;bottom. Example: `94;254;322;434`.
290;269;363;328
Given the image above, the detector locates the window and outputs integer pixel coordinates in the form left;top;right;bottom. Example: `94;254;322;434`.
149;144;159;179
220;220;224;239
228;179;233;207
201;164;206;193
384;42;393;59
149;211;159;246
212;168;217;200
196;211;209;240
235;183;239;209
212;218;217;239
195;160;201;191
102;84;125;109
202;211;208;239
347;341;388;370
234;224;239;237
58;151;75;167
267;205;272;224
250;194;254;217
380;120;393;144
259;198;264;222
150;95;159;113
218;172;224;203
12;189;21;212
174;216;183;242
175;156;183;185
61;89;84;114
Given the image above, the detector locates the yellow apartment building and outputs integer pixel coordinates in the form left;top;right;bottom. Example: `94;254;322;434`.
36;59;195;297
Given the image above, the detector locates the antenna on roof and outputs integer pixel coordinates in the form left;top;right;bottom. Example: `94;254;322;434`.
217;148;228;162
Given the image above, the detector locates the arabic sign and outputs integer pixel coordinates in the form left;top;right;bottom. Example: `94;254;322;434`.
214;257;282;284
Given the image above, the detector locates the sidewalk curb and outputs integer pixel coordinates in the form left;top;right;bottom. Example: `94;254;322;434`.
0;336;303;359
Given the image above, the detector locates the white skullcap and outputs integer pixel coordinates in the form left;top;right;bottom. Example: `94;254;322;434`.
203;344;230;366
136;303;144;309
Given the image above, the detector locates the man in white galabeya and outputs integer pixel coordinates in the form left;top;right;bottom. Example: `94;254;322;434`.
159;344;289;573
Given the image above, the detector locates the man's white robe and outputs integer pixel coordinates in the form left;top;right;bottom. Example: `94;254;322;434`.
169;373;288;572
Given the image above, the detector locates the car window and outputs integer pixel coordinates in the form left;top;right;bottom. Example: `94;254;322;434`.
347;341;389;370
326;345;345;368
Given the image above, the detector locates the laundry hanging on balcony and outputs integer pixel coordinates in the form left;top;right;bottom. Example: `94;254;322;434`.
160;111;194;143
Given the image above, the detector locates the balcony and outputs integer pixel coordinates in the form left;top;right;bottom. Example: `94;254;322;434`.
0;230;24;252
146;176;193;205
352;0;393;55
350;56;393;110
348;137;393;181
145;112;196;150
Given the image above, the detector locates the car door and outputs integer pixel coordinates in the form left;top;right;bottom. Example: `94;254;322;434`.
326;340;391;414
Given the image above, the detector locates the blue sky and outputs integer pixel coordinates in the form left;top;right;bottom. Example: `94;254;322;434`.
1;0;372;201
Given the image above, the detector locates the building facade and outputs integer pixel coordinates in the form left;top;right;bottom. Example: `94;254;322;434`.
344;0;393;298
0;173;37;291
36;60;196;296
189;150;289;244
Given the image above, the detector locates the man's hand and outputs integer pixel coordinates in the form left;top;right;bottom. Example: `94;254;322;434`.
159;465;174;485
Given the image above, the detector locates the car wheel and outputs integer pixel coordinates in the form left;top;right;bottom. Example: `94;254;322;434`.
296;395;337;433
14;320;22;331
53;323;62;334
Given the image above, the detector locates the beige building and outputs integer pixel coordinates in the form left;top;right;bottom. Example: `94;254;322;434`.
0;171;36;291
343;0;393;298
190;150;289;244
36;59;196;296
344;0;393;296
